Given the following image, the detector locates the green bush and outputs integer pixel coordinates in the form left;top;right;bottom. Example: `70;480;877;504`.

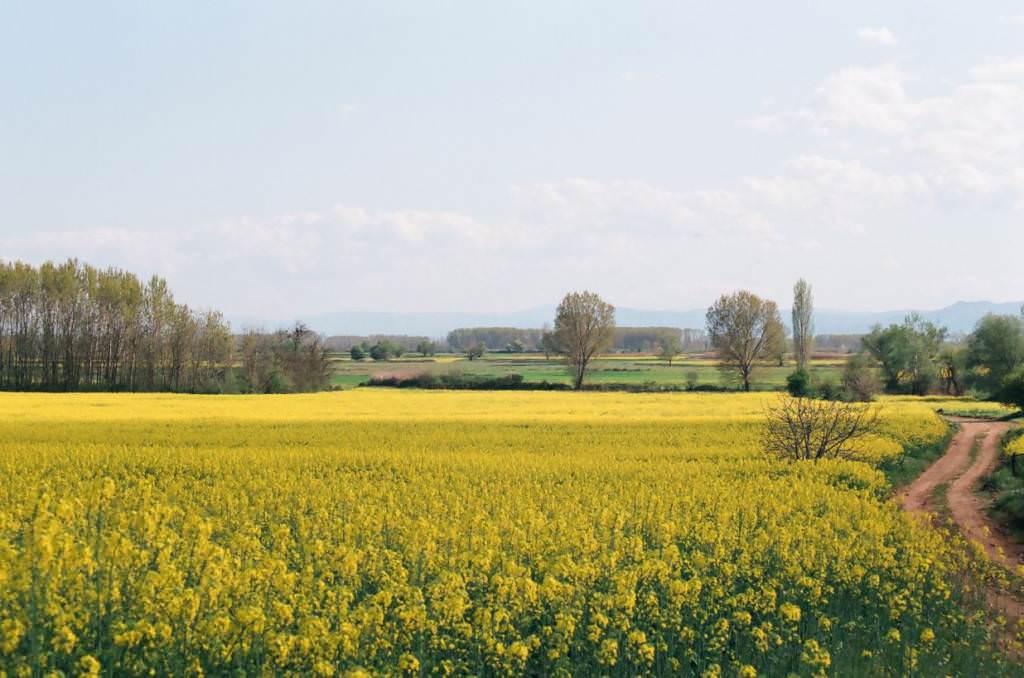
997;366;1024;413
785;368;812;397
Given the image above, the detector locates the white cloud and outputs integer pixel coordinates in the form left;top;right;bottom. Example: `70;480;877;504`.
745;155;931;211
857;26;898;46
747;57;1024;202
509;178;774;240
808;64;910;133
1011;14;1024;25
7;54;1024;316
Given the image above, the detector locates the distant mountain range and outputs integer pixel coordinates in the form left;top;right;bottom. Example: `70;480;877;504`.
228;300;1023;339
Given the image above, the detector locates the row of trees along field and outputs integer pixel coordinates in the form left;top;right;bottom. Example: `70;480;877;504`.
861;312;1024;407
0;259;331;393
549;282;1024;412
523;288;791;392
445;326;710;357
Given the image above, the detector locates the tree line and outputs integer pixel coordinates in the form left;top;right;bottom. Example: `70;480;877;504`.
325;335;433;352
0;259;331;393
445;326;709;357
548;282;1024;412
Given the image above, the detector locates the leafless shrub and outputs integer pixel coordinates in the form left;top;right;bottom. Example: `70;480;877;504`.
762;396;882;462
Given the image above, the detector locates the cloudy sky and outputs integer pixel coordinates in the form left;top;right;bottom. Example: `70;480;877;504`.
2;2;1023;317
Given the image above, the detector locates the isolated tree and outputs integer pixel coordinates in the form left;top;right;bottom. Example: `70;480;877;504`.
792;279;814;370
965;314;1024;394
553;291;616;390
705;290;785;391
658;334;683;366
350;344;366;361
762;396;881;462
861;314;946;395
416;340;436;357
466;342;485;361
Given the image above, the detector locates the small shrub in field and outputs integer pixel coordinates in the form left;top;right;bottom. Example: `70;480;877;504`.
786;368;812;397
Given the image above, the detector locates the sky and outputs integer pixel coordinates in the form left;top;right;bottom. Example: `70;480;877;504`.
2;2;1023;318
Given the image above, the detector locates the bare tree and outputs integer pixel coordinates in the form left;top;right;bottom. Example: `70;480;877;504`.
553;291;615;389
792;278;814;371
705;290;784;391
762;396;881;461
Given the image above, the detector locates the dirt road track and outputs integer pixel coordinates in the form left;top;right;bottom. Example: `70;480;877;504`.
899;418;1024;651
899;419;1020;568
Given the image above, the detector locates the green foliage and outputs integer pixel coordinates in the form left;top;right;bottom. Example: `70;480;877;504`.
880;425;954;489
982;430;1024;537
367;372;546;390
262;368;293;394
786;368;812;397
996;365;1024;412
966;314;1024;395
813;377;843;401
861;314;946;395
350;345;366;361
370;340;403;361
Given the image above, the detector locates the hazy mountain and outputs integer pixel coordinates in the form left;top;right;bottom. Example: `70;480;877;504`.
229;300;1023;338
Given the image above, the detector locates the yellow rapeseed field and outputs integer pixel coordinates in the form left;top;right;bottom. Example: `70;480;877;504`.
0;391;1013;676
1006;434;1024;457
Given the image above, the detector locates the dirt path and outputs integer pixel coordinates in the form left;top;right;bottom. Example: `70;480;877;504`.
899;418;1024;652
900;419;1021;567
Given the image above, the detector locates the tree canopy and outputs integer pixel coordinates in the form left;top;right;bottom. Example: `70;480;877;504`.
861;314;946;395
705;290;785;391
553;291;615;390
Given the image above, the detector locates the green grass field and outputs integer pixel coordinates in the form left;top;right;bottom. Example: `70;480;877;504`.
328;352;850;390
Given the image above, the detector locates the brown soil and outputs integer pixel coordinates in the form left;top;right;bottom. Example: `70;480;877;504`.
899;418;1024;656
